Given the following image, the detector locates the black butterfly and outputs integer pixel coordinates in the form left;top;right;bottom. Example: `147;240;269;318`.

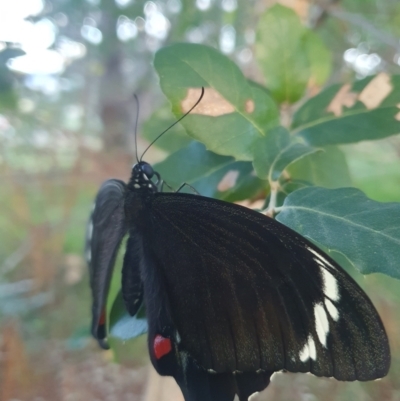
85;97;390;401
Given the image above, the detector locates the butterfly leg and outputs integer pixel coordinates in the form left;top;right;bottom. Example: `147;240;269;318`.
175;183;200;195
159;180;174;192
159;181;200;194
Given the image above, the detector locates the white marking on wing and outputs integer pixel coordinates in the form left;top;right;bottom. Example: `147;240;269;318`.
320;267;340;301
299;335;317;362
87;221;93;241
299;344;309;362
308;336;317;360
314;303;329;347
325;299;339;321
180;351;189;377
307;246;335;269
86;247;91;263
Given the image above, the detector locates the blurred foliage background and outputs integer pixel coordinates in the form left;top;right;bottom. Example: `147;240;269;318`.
1;0;400;400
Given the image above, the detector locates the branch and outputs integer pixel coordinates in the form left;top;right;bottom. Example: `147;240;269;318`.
329;8;400;50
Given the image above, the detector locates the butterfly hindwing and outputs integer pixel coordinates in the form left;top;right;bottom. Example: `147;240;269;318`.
174;357;272;401
122;219;259;401
137;192;390;382
86;179;127;348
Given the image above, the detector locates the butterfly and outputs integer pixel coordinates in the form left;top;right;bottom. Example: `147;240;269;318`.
85;91;390;401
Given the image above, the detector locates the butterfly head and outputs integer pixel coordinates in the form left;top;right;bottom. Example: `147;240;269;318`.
129;161;159;192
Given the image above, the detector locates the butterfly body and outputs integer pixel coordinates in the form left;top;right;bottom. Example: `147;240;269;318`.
86;161;390;401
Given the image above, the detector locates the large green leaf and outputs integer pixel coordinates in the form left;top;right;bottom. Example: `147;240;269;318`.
193;161;267;202
154;141;233;187
253;126;320;182
154;141;266;201
255;5;309;104
343;141;400;202
304;31;332;87
255;5;332;104
276;187;400;278
142;103;191;153
287;146;352;188
292;74;400;146
154;43;279;160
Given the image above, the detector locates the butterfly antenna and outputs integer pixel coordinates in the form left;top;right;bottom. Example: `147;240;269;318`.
133;93;140;163
140;87;205;161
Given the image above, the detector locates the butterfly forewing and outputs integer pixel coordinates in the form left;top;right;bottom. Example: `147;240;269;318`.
86;179;127;348
138;192;390;381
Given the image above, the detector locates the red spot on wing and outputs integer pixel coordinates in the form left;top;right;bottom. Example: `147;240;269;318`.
98;309;106;326
153;334;172;360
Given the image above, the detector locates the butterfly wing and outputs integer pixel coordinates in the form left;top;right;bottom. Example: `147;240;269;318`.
138;192;389;399
122;234;144;317
86;179;127;348
156;348;272;401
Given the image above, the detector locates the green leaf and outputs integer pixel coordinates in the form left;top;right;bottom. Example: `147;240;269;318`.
255;5;309;104
276;187;400;279
304;31;332;86
142;103;191;153
193;161;267;202
287;146;352;188
154;141;233;188
253;126;320;182
344;141;400;202
292;74;400;146
255;5;332;103
109;291;147;341
154;43;279;160
154;141;266;201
